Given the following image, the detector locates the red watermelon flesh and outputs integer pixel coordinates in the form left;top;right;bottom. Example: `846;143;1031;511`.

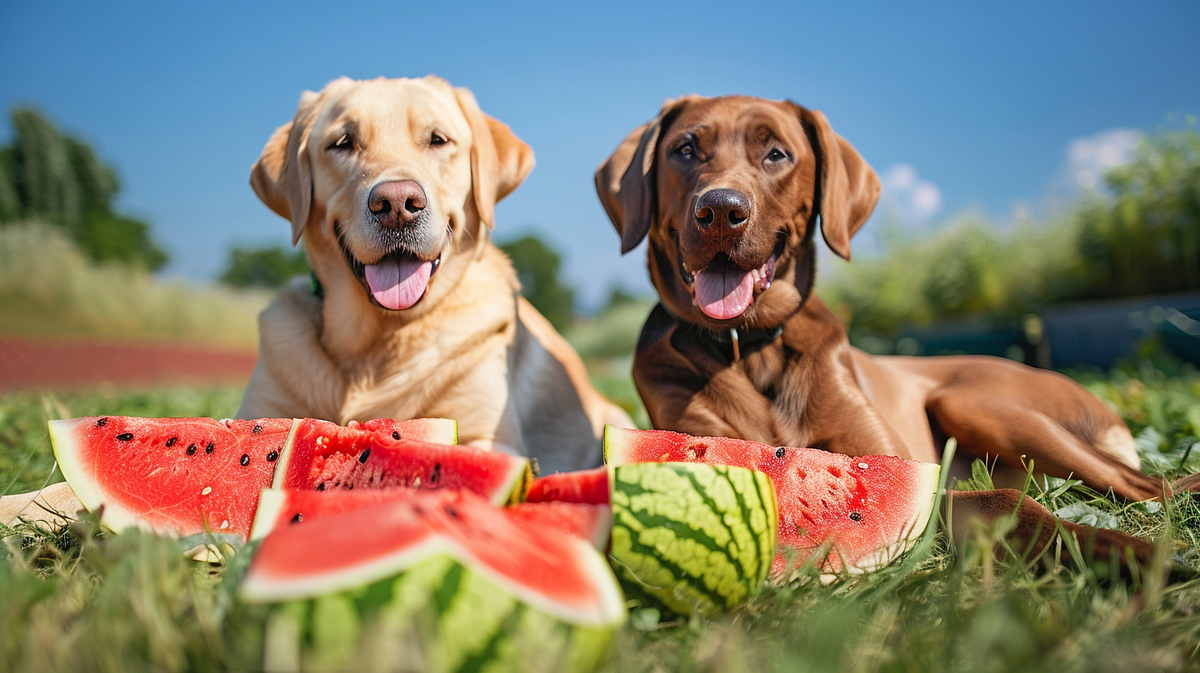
603;426;940;577
251;488;612;551
506;502;612;550
526;467;609;505
240;489;626;628
353;417;458;445
50;416;293;537
273;419;532;505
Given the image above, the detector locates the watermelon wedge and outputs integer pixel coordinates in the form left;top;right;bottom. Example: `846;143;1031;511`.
273;418;532;505
241;489;626;672
51;416;293;537
604;426;940;578
48;416;467;539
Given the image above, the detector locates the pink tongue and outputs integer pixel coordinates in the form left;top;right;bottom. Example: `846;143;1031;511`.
364;255;432;310
693;259;754;320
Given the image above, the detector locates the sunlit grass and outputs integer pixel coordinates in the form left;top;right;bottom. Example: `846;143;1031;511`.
1;370;1198;673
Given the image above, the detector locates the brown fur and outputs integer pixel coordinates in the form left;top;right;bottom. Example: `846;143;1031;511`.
596;95;1181;571
240;76;631;473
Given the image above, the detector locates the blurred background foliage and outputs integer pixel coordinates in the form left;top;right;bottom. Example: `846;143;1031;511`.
0;108;167;271
820;127;1200;338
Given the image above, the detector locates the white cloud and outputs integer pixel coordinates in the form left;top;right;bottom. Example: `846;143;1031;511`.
878;163;943;229
1063;128;1142;192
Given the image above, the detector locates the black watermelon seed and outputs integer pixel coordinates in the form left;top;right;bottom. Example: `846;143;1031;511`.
253;424;263;434
290;513;303;524
391;431;401;440
444;505;459;519
205;442;214;455
267;450;279;462
430;463;442;485
775;447;786;459
240;454;250;466
166;437;178;448
187;444;198;456
849;511;862;521
96;418;108;427
115;433;133;441
317;483;326;491
358;449;371;463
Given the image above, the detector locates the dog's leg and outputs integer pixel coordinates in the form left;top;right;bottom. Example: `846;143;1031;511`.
928;391;1167;501
949;488;1160;576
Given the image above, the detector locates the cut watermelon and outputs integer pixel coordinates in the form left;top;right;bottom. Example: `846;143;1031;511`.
48;416;463;539
604;426;940;578
608;462;777;617
50;416;293;537
241;489;626;672
273;418;532;505
354;417;458;445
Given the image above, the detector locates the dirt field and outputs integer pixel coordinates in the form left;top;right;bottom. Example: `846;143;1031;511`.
0;336;258;393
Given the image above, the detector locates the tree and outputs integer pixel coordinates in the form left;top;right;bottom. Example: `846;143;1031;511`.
0;107;167;271
220;245;310;289
1071;128;1200;299
499;234;576;331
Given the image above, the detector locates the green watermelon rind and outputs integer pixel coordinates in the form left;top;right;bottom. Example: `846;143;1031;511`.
263;555;617;673
607;462;778;618
47;417;212;535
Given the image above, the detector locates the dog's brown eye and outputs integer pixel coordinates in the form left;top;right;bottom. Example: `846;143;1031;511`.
767;148;788;162
329;133;354;151
430;132;448;146
677;143;694;158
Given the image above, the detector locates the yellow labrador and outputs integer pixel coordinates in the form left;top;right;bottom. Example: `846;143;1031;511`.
238;76;631;473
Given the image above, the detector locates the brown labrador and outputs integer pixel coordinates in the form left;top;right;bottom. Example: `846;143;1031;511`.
595;94;1183;569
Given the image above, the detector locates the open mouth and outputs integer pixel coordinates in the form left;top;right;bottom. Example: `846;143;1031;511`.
339;233;443;311
681;235;783;321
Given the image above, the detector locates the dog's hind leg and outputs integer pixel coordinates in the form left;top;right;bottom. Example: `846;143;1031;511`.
927;389;1168;501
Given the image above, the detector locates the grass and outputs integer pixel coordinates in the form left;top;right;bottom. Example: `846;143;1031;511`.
0;222;268;350
2;371;1200;672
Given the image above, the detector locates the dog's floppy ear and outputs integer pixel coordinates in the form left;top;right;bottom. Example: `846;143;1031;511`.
454;88;535;229
595;97;693;254
798;106;881;260
250;89;324;246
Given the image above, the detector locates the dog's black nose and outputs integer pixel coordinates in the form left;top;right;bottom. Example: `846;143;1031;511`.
368;180;427;228
694;188;750;229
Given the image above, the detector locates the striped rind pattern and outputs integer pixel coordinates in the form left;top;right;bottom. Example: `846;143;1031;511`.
608;462;777;617
262;554;616;673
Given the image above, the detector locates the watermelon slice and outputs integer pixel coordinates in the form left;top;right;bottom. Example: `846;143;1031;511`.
48;416;466;539
240;488;626;622
273;418;532;505
604;426;940;578
51;416;293;537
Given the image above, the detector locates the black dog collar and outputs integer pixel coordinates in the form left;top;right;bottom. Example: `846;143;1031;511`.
660;303;783;363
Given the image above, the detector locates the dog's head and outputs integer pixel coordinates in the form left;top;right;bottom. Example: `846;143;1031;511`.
251;76;534;318
596;95;879;329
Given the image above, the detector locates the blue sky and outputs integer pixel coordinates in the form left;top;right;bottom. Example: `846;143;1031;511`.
2;1;1198;309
